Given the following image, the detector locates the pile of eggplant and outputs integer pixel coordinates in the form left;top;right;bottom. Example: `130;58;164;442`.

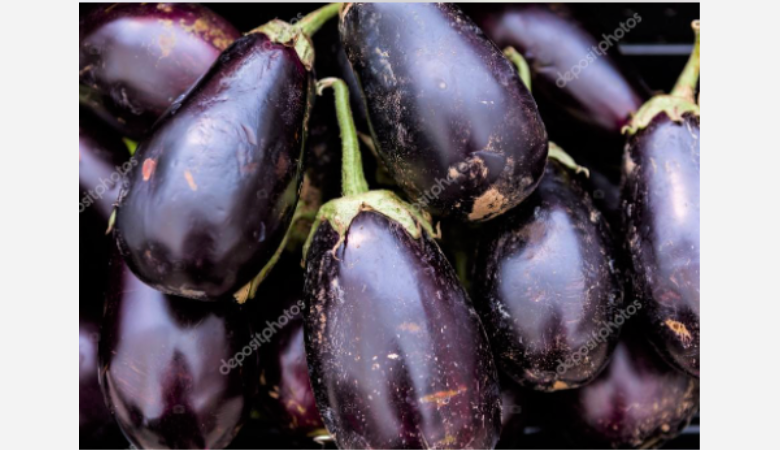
80;3;700;449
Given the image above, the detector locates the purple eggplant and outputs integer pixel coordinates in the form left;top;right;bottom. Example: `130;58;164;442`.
622;22;700;378
471;4;646;137
79;3;240;138
80;317;126;449
250;254;325;437
340;3;548;222
473;158;624;392
99;258;258;449
553;326;700;448
302;78;501;449
113;22;316;301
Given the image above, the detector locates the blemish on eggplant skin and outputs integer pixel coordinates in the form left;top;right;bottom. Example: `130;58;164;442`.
142;158;157;181
664;319;693;345
184;170;198;191
469;187;510;222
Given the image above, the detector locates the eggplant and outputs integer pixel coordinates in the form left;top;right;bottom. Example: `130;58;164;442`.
473;158;624;392
80;116;129;447
113;21;316;301
250;254;325;437
469;4;648;177
80;317;126;449
302;78;501;449
340;3;548;222
553;326;700;448
99;258;258;449
79;3;240;138
470;4;646;136
621;22;700;378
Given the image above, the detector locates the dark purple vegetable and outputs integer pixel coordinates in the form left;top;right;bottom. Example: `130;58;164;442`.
473;158;624;392
99;258;258;449
80;317;126;449
113;22;315;301
340;3;548;222
306;211;501;449
553;326;700;448
302;78;501;449
470;4;647;137
79;3;240;138
622;22;700;378
250;254;325;437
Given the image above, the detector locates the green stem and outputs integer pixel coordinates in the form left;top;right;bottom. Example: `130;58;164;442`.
295;3;341;37
548;142;590;177
504;47;532;92
671;20;700;102
317;78;370;197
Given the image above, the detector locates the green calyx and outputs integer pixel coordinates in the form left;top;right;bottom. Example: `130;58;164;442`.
623;20;700;136
251;20;315;71
249;4;341;72
548;142;590;177
303;190;437;263
622;95;700;136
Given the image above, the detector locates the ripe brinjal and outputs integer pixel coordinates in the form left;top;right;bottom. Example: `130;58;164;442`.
80;318;125;449
99;258;258;449
303;78;501;449
553;326;700;448
340;3;548;222
79;3;240;138
250;254;325;437
473;159;624;392
470;4;647;137
622;22;700;378
114;21;316;301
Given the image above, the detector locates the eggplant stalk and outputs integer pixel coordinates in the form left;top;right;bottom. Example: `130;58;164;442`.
671;21;701;103
317;78;369;196
296;3;341;37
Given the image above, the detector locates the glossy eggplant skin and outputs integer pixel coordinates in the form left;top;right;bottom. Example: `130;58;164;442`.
114;32;312;301
304;211;501;449
250;255;324;436
79;3;240;138
341;3;548;222
471;4;646;137
473;161;624;392
622;114;700;378
554;327;700;448
99;259;258;449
